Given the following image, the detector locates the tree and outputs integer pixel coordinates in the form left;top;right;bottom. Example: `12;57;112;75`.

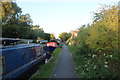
43;33;50;40
28;25;45;41
2;2;32;39
19;14;32;25
87;5;118;53
50;33;55;39
59;32;71;42
69;4;119;78
1;1;54;43
2;2;22;24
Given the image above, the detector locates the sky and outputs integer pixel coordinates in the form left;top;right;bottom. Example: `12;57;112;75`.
16;0;118;38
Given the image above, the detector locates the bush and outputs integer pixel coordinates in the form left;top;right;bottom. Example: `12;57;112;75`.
68;5;119;78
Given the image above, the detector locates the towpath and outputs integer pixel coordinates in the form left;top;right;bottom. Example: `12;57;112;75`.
51;44;78;78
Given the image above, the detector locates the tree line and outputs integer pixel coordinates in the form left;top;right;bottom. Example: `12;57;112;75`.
68;4;119;78
1;1;55;42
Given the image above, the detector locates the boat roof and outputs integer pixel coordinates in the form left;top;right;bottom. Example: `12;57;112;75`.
0;38;20;42
0;38;34;43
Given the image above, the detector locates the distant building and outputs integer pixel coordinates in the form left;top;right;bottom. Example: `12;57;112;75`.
66;30;78;45
70;30;78;39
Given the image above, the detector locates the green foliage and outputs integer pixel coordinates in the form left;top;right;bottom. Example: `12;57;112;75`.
2;2;22;23
43;33;51;40
2;2;32;38
28;25;44;40
59;32;71;42
68;4;119;78
2;2;52;41
50;34;55;39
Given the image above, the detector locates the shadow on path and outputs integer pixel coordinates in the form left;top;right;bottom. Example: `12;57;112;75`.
51;44;78;78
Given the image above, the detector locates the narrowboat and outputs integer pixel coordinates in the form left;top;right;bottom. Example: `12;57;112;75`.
1;38;45;80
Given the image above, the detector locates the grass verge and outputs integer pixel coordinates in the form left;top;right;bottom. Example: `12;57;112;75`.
30;48;61;78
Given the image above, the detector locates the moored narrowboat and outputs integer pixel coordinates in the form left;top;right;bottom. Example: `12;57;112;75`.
1;38;45;80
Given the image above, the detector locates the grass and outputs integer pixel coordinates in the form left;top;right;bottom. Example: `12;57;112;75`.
30;48;61;78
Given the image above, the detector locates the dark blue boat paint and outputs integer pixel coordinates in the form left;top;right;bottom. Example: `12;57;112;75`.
1;44;45;79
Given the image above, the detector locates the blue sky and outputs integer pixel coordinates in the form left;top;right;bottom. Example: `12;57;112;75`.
16;0;118;38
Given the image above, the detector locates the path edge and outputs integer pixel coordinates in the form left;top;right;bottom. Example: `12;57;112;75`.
49;48;62;78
